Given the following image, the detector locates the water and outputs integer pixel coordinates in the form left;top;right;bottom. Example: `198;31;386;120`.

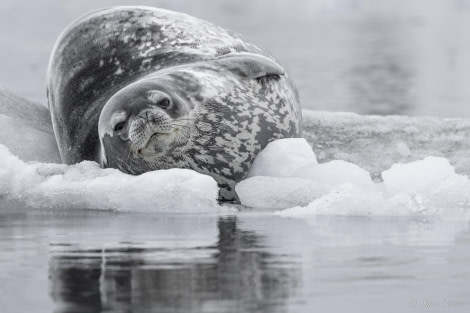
2;1;470;312
1;209;469;313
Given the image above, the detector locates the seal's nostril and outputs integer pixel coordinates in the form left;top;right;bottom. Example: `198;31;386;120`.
146;90;172;110
158;98;171;109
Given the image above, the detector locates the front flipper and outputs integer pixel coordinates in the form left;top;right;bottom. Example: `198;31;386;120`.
215;52;285;79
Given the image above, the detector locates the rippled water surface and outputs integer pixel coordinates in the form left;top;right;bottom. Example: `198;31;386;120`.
1;208;469;313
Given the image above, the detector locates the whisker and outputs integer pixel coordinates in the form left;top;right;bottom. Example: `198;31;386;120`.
145;111;152;127
173;118;195;122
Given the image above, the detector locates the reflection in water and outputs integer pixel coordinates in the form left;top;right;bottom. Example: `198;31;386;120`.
48;217;299;313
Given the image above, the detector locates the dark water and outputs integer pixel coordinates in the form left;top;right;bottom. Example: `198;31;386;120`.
2;0;470;116
1;208;469;313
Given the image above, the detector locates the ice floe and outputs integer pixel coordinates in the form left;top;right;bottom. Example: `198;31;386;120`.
239;138;470;219
1;85;470;217
0;145;219;212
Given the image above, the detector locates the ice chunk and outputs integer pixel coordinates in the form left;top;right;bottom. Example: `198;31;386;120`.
236;176;325;209
238;138;470;219
382;157;456;192
237;160;376;209
240;138;320;208
295;159;375;190
238;138;376;209
0;145;219;212
276;158;470;219
247;138;317;178
276;184;417;217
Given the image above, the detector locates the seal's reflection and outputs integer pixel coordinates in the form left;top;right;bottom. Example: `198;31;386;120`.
49;216;299;313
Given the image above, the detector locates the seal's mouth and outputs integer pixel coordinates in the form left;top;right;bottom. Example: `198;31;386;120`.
137;131;171;155
137;132;159;154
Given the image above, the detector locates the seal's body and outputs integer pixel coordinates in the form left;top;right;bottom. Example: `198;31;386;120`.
47;6;302;201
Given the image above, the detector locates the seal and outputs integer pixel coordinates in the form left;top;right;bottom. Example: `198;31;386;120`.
47;6;302;201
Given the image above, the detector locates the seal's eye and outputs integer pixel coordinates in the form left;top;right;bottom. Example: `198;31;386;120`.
114;121;126;132
157;98;171;110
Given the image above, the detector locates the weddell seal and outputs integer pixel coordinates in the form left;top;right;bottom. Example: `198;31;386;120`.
47;6;302;201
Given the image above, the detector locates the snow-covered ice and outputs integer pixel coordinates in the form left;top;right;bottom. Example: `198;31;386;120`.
240;138;470;219
382;157;456;192
302;110;470;177
0;86;220;212
0;84;60;163
1;85;470;217
0;144;219;212
237;154;378;209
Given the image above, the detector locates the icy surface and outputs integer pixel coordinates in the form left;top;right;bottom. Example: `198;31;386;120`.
247;137;317;178
0;145;219;212
2;85;470;215
302;110;470;177
382;157;456;192
0;86;221;212
238;138;470;220
0;84;60;163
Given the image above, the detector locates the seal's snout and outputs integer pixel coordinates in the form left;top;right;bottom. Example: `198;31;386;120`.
129;109;173;153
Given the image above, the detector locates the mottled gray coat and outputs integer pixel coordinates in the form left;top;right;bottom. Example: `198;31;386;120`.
47;6;302;201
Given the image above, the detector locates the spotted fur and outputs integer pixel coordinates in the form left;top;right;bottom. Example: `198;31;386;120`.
47;6;302;202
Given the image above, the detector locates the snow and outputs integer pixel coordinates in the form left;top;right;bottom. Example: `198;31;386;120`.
1;85;470;217
0;86;221;212
0;145;219;212
239;138;470;220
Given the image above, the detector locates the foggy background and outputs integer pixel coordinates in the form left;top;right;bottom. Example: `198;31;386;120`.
2;0;470;117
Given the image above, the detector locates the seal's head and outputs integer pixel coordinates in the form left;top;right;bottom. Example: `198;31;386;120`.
98;53;286;174
98;79;194;173
97;52;297;201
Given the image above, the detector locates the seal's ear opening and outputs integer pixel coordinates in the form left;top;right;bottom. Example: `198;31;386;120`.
215;52;285;80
